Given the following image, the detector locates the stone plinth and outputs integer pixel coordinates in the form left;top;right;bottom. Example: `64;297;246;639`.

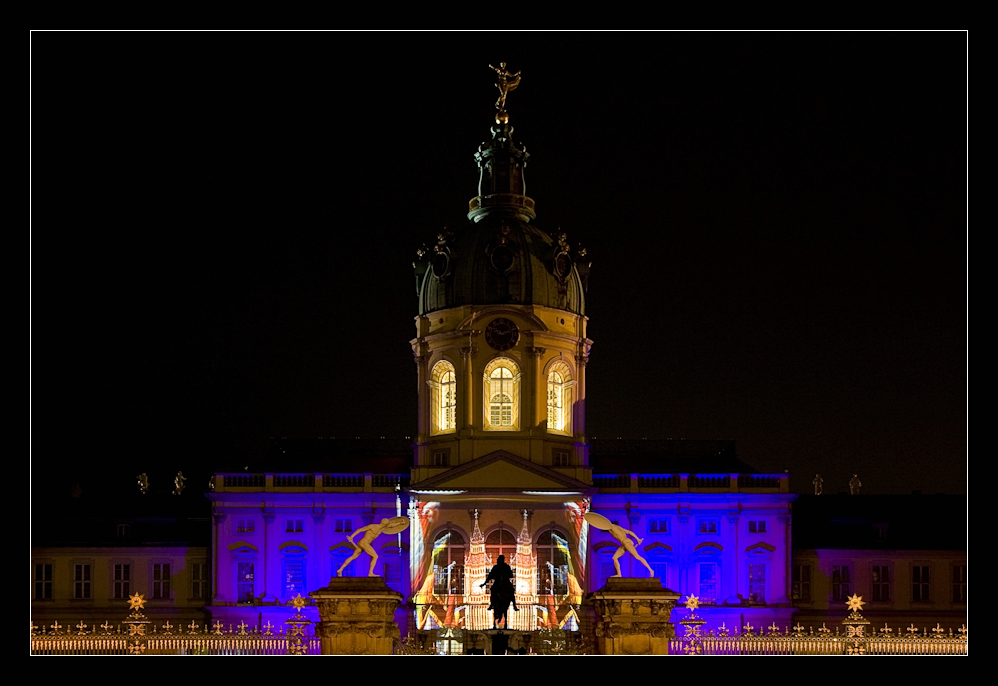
580;577;680;655
309;577;404;655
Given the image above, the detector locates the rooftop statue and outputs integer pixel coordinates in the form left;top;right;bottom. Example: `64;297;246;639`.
489;62;521;112
813;473;823;496
337;516;409;577
849;474;862;495
584;511;655;578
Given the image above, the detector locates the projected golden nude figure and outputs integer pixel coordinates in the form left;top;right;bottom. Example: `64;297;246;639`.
337;516;409;577
490;62;521;111
584;511;655;578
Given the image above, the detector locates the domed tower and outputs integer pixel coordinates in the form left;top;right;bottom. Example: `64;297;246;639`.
410;66;593;482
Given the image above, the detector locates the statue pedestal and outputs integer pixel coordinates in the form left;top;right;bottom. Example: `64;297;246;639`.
580;577;680;655
309;577;404;655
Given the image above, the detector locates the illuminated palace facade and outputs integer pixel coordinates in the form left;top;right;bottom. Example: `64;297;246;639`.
206;103;796;646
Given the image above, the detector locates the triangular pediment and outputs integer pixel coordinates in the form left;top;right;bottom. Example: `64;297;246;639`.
410;450;592;492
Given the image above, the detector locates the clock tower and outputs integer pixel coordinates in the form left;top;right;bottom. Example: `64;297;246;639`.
410;73;593;483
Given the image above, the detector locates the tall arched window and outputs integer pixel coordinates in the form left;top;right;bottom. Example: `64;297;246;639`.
432;528;465;596
430;360;457;434
535;528;570;597
546;360;574;434
483;357;520;430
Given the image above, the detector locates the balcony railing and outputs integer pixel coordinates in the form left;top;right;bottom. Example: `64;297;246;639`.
215;473;410;493
593;473;789;493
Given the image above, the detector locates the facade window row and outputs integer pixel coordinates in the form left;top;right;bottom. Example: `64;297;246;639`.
792;563;968;604
33;561;210;601
429;357;574;435
230;549;406;603
229;517;361;536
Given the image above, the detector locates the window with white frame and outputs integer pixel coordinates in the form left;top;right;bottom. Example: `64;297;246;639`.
236;518;255;534
832;565;851;602
483;358;520;430
748;520;766;533
153;563;171;599
432;449;450;467
113;563;131;599
116;523;130;539
334;518;353;533
430;360;458;434
912;565;930;602
552;449;570;467
192;562;209;599
546;360;573;434
872;564;891;602
34;563;52;600
698;519;718;534
74;564;91;599
285;519;304;534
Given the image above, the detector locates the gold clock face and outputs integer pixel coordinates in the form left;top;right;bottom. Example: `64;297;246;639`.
485;318;520;351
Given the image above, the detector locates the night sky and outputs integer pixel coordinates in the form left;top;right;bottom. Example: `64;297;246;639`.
31;32;966;501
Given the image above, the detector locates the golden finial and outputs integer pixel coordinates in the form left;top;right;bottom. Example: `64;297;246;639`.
684;594;700;610
489;62;521;121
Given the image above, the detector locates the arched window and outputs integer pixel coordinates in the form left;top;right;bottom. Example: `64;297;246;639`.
430;360;457;434
485;526;518;563
546;360;574;434
535;528;570;597
432;528;465;595
483;358;520;430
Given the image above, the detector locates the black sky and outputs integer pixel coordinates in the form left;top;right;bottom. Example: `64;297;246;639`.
31;31;967;499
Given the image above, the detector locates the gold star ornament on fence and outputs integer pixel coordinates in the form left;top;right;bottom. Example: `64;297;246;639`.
845;594;865;612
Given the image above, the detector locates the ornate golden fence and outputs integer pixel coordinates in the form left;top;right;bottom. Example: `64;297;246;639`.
31;593;320;656
670;594;968;655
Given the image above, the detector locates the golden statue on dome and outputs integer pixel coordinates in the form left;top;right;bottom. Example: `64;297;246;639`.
490;62;521;119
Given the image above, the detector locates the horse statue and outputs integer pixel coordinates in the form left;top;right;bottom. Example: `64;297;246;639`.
488;577;516;629
480;554;519;629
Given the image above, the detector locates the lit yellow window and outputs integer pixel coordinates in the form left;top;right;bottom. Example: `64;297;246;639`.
430;360;457;434
546;360;573;434
483;358;520;430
